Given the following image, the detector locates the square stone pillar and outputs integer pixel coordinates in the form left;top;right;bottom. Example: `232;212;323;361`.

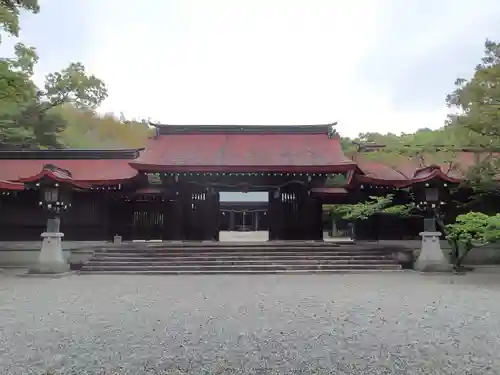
415;231;453;272
29;232;70;274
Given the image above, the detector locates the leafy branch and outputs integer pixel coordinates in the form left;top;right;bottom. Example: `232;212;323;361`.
327;194;415;221
0;1;108;149
446;212;500;269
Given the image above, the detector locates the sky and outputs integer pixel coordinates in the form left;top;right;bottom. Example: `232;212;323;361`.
6;0;500;137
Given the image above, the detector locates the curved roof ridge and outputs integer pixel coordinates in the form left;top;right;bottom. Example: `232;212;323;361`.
150;122;338;135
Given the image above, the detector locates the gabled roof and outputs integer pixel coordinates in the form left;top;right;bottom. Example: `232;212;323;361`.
0;159;138;185
351;152;491;187
131;124;356;172
0;148;142;186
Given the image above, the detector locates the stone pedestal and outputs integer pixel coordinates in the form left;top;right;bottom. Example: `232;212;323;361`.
29;232;69;274
415;231;453;272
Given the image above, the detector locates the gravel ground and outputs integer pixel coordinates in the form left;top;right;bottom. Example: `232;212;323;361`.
1;272;500;374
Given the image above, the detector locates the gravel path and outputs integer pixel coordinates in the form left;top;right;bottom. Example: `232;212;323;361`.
1;272;500;374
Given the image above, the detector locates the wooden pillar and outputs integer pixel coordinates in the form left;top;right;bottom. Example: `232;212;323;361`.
281;191;289;240
202;190;218;241
314;198;324;241
196;193;204;240
283;192;291;240
172;193;184;240
296;192;305;241
213;191;220;241
206;191;213;241
229;211;235;231
181;189;192;241
268;191;277;240
278;191;287;240
280;193;286;239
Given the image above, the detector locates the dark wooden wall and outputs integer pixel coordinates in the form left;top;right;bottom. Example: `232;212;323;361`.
354;215;424;240
0;191;45;240
62;193;111;240
0;191;113;241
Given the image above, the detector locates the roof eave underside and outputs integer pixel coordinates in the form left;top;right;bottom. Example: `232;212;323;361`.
353;173;462;187
0;149;143;160
128;162;357;173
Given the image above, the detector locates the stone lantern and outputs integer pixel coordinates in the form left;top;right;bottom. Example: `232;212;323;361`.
37;182;72;233
415;182;453;272
26;166;79;275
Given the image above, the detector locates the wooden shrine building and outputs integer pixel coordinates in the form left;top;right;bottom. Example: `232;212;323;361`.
0;123;483;242
0;124;358;242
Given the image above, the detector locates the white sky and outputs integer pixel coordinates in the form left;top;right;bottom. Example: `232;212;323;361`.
11;0;500;137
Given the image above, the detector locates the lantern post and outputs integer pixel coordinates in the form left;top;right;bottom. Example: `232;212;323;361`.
415;182;453;272
29;181;72;274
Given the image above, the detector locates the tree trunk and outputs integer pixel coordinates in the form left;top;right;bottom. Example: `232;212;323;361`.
455;244;472;270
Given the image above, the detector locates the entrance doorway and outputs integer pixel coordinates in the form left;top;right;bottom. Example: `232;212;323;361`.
219;191;268;241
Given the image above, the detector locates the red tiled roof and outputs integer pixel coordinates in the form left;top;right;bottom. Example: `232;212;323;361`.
130;133;355;173
0;159;138;185
351;152;491;186
0;180;24;191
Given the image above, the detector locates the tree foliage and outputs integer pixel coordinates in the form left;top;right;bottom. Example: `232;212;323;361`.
327;194;415;221
0;0;39;40
446;212;500;268
58;106;153;148
337;40;500;195
444;39;500;191
446;40;500;142
0;0;108;149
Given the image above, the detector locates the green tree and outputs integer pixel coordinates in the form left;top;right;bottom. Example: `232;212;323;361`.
446;40;500;140
58;105;153;149
327;194;415;221
0;0;108;149
446;212;500;269
445;39;500;190
0;0;39;114
0;0;39;39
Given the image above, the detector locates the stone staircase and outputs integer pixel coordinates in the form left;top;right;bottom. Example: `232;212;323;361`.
79;242;403;274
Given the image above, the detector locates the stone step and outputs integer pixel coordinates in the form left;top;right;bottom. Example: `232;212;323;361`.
93;250;393;257
96;247;363;254
81;241;405;275
105;242;350;248
81;263;401;272
79;269;403;275
85;259;398;267
89;255;394;262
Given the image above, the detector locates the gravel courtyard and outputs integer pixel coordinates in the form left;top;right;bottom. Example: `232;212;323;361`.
1;272;500;374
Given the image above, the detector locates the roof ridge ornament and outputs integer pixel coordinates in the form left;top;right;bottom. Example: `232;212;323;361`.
328;122;338;138
43;164;73;179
